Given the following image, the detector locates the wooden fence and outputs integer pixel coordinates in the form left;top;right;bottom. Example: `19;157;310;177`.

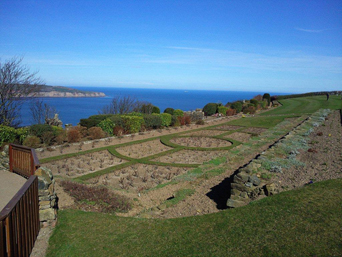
0;176;40;257
9;144;40;178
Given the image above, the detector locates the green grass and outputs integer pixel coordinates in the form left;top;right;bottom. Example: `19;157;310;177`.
262;95;342;116
226;115;297;128
47;179;342;257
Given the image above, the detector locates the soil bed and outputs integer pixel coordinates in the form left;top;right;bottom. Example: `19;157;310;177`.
223;132;252;143
170;137;232;148
152;150;227;164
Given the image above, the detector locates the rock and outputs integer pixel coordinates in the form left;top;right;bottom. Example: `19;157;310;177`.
235;172;250;182
45;113;63;127
227;198;249;208
249;175;261;186
265;184;278;196
39;208;56;221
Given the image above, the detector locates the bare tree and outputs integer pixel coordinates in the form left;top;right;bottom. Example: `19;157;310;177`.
0;57;43;126
99;95;145;115
30;99;57;125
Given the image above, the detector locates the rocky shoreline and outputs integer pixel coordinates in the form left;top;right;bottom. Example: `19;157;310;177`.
34;91;105;97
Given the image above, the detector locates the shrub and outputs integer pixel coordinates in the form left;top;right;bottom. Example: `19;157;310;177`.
56;132;67;145
42;131;54;146
250;99;258;107
29;124;53;138
178;115;191;125
113;126;124;136
263;93;271;106
196;120;205;125
260;100;268;109
67;129;81;143
164;108;174;115
109;115;124;128
88;127;105;139
160;113;172;127
97;118;115;136
60;180;131;213
243;106;256;114
140;103;154;114
253;94;263;101
121;115;144;134
173;109;184;117
152;106;160;114
143;114;162;129
0;125;17;146
230;102;243;113
23;135;41;148
226;108;236;116
218;106;228;116
171;115;181;126
203;103;218;116
79;114;115;128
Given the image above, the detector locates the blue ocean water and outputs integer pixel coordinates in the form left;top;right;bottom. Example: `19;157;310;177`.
19;87;289;127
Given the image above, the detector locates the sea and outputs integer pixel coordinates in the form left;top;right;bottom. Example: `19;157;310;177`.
19;87;289;127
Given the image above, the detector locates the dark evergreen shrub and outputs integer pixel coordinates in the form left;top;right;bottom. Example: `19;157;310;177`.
230;102;242;113
164;108;174;115
29;124;53;138
203;103;218;116
263;93;271;106
152;106;160;114
143;114;162;129
250;99;258;107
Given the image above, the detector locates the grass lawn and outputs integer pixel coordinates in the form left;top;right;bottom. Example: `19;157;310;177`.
226;115;297;128
261;95;342;116
47;179;342;257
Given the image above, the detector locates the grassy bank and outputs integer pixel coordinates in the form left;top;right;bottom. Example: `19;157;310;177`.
47;179;342;257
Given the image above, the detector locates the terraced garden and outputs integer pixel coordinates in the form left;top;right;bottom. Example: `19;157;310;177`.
41;95;342;257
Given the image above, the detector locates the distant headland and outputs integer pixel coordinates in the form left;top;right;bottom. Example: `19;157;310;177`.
32;85;106;98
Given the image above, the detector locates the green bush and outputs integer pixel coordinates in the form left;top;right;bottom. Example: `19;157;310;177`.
164;108;174;115
79;114;115;128
121;115;144;133
171;115;181;126
260;100;268;109
143;114;162;129
152;106;160;114
23;135;41;148
97;118;115;136
263;93;271;106
109;115;124;128
230;102;243;113
42;131;54;146
173;109;184;117
250;99;258;107
29;124;53;138
218;106;228;116
0;125;17;146
203;103;218;116
15;127;29;144
160;113;172;127
243;106;256;114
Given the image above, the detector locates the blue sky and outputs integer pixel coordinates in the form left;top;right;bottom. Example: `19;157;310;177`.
1;0;341;93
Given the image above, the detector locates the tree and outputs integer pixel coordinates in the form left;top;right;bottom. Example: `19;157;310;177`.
0;57;43;126
99;96;143;115
30;99;57;125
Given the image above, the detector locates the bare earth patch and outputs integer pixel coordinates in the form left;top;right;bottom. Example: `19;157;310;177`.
152;150;227;164
115;139;173;159
243;127;268;134
170;137;232;148
213;125;243;131
273;110;342;191
43;150;126;178
183;130;225;137
223;132;252;143
88;164;191;192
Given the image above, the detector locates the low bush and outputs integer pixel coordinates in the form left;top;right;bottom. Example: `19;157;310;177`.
67;129;81;143
178;115;191;125
56;132;67;145
79;114;114;128
243;106;256;114
88;127;105;139
121;115;144;134
164;107;174;115
60;180;131;213
196;120;205;125
173;109;184;117
152;106;160;114
97;118;115;136
0;126;29;146
29;124;53;138
23;135;41;148
218;106;228;116
143;114;162;129
250;99;258;107
263;93;271;106
171;115;181;126
42;131;55;146
230;102;243;113
226;108;236;116
160;113;172;127
113;126;124;137
203;103;218;116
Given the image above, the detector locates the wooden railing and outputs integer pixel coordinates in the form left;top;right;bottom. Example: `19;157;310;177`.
9;144;40;178
0;176;40;257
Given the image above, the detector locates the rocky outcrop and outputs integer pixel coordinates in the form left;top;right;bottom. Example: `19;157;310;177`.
35;91;105;97
45;113;63;127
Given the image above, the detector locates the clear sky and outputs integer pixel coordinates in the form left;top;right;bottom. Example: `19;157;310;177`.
1;0;341;93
